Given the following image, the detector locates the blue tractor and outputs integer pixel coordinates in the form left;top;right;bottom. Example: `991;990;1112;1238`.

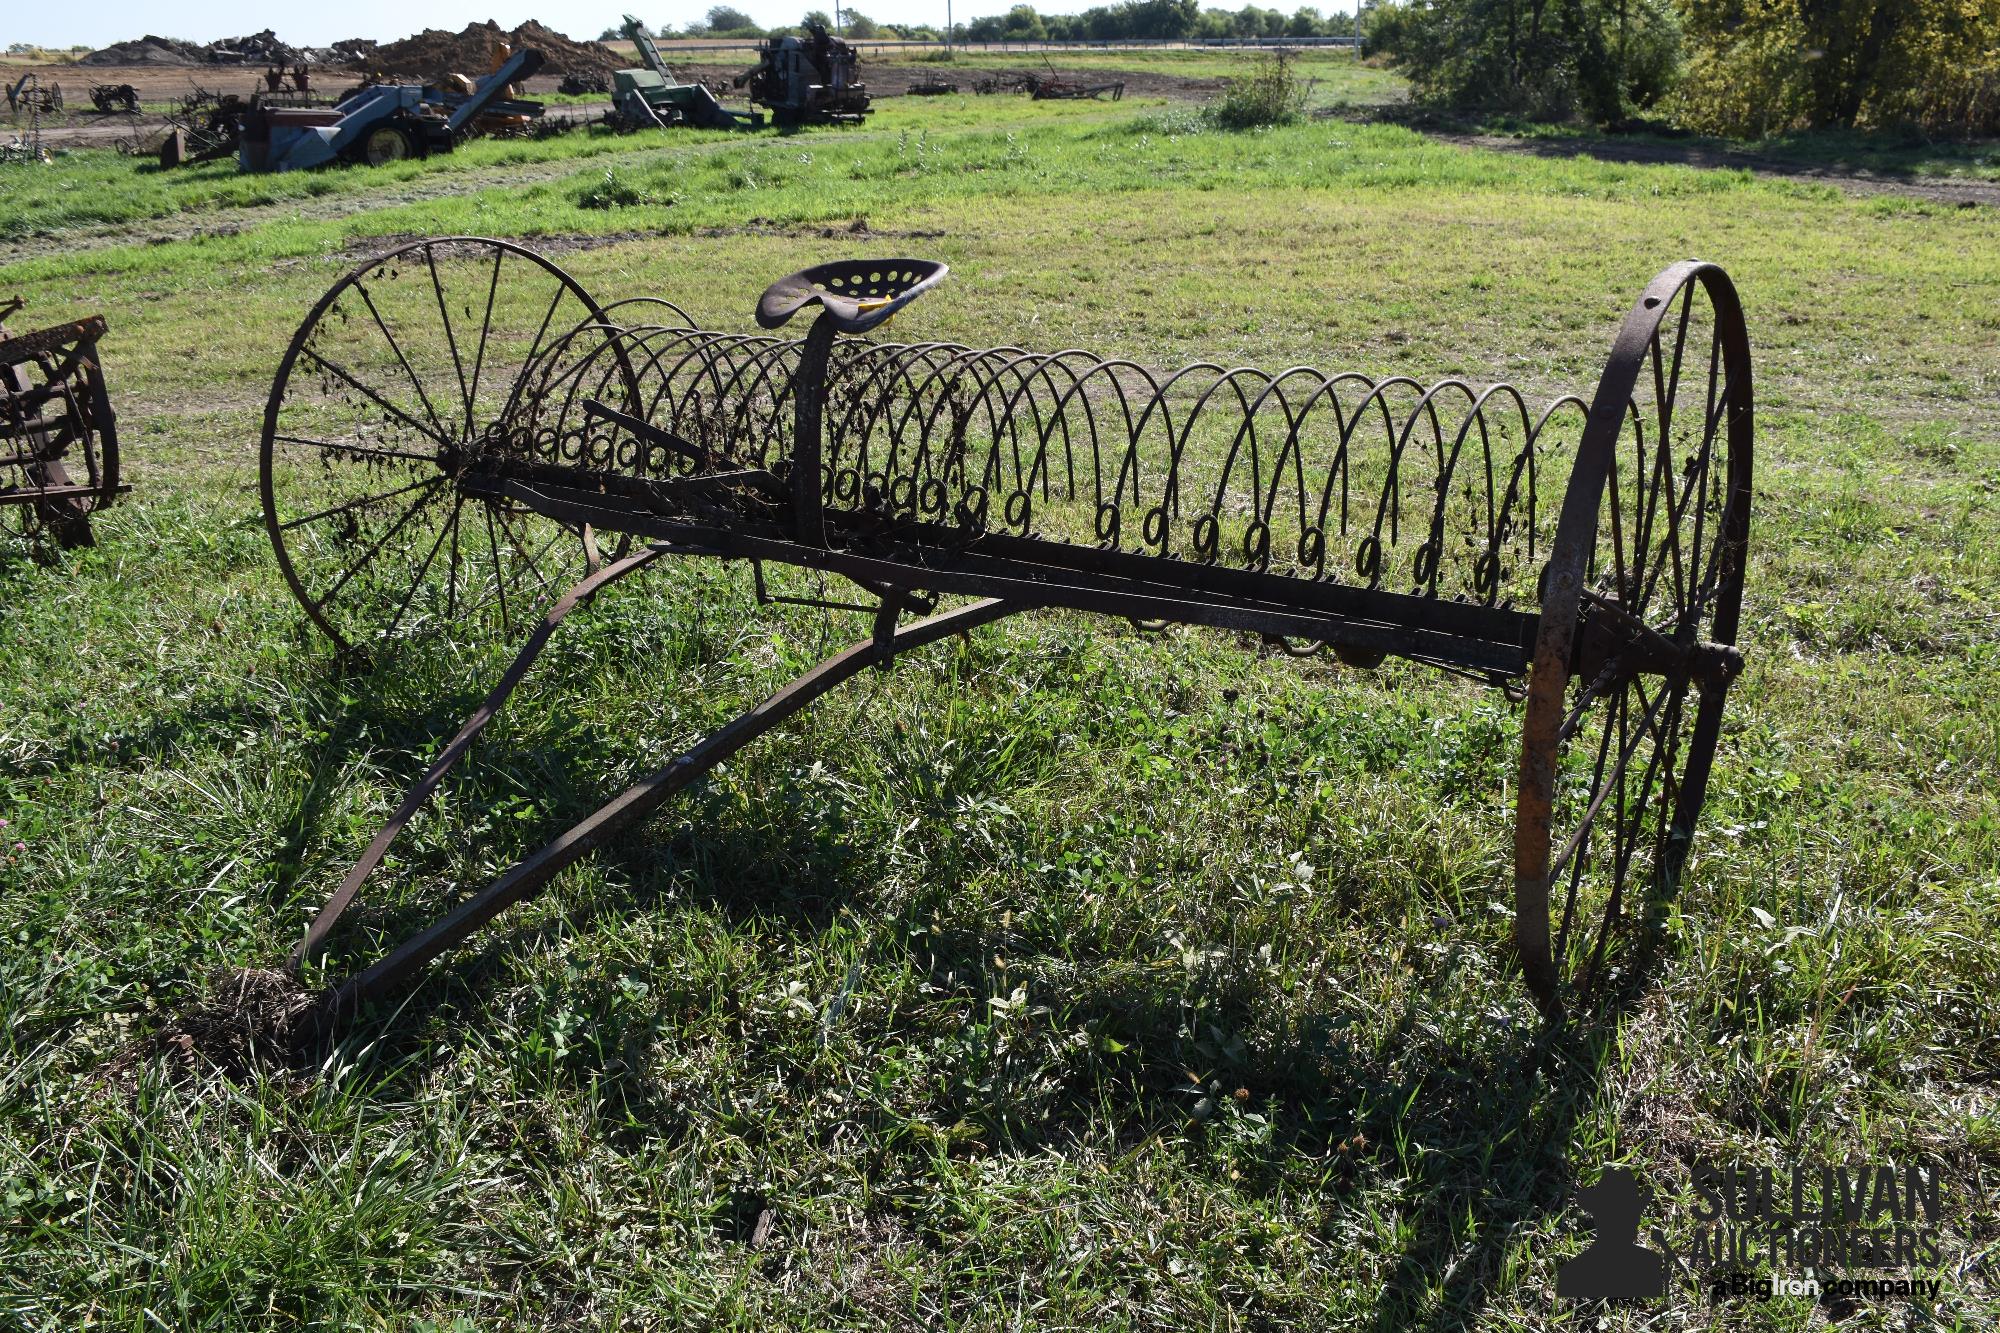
239;47;547;173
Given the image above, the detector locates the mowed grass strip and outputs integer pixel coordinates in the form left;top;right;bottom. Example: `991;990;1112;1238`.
1;90;1996;1328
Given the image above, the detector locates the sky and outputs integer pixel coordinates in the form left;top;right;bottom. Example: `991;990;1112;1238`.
4;0;1354;52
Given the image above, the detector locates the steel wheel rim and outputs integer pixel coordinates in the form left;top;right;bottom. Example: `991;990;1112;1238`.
1516;262;1753;1018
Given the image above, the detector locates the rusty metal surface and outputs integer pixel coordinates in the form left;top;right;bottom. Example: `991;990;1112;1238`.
1512;263;1753;1017
262;237;1752;1023
1;308;124;551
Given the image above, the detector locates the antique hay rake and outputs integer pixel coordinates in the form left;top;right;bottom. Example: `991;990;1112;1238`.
2;302;123;551
262;237;1751;1022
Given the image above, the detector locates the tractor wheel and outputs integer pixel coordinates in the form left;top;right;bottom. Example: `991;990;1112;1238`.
355;121;419;168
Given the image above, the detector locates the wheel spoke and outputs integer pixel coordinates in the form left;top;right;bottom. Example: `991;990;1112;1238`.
309;477;449;614
484;500;515;639
381;492;463;641
467;246;505;419
278;473;441;532
1546;674;1675;886
1605;418;1628;598
494;505;569;601
1678;364;1732;626
1553;691;1619;966
445;492;463;623
501;280;583;418
1652;282;1694;448
351;281;453;443
1581;682;1683;993
270;434;442;466
426;245;475;433
297;347;451;450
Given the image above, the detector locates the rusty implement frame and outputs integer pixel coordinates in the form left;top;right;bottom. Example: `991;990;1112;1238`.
1;308;125;550
262;237;1752;1024
1031;76;1125;101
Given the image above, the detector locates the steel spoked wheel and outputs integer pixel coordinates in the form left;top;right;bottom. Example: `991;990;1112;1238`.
1515;263;1754;1019
261;236;631;655
2;338;120;551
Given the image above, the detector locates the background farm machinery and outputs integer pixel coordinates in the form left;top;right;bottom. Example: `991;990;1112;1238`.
5;74;62;116
157;47;556;171
237;46;548;172
89;83;141;114
734;24;871;125
3;76;59;164
608;15;762;131
1;301;123;552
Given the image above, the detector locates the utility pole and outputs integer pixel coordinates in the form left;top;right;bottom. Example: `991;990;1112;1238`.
947;0;954;53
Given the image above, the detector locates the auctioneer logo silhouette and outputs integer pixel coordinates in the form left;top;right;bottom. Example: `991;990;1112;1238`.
1559;1168;1666;1300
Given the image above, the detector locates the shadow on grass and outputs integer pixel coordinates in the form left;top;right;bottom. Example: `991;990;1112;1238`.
155;601;1694;1328
1342;103;1999;203
278;742;1676;1329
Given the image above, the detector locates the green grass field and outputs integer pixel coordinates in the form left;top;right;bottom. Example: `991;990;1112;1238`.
2;68;1997;1328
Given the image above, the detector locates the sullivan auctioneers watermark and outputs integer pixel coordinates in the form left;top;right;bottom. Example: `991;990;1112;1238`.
1559;1161;1944;1305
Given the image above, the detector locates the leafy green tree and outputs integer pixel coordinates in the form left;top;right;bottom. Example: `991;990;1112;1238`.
706;5;759;31
1674;0;2000;135
992;3;1048;37
1289;6;1329;35
1366;0;1676;121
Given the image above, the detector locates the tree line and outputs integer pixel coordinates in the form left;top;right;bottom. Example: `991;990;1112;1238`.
612;0;2000;137
612;1;1357;44
1362;0;2000;136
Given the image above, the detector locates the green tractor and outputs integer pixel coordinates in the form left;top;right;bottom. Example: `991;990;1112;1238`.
612;16;763;130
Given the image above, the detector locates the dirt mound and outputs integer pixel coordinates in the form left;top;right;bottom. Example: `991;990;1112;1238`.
104;967;318;1085
511;20;623;76
80;36;205;67
82;29;321;68
363;19;619;79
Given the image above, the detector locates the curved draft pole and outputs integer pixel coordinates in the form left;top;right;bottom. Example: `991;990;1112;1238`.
300;573;1023;1025
1513;260;1754;1017
292;543;669;972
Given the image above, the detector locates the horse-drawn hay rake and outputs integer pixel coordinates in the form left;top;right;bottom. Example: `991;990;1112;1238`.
263;237;1751;1023
2;302;123;551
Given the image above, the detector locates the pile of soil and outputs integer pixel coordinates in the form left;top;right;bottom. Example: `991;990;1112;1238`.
364;20;619;80
103;967;318;1085
79;36;206;67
